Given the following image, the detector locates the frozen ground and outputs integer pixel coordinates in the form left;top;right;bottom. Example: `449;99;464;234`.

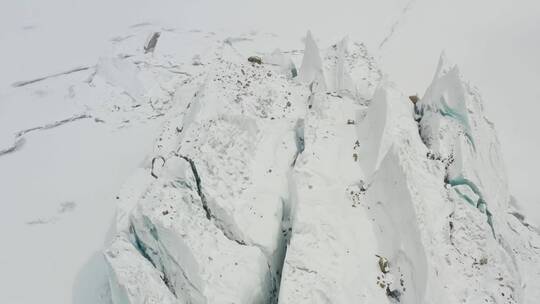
0;1;539;303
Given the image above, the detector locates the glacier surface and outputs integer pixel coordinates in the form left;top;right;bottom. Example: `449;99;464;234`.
1;4;539;301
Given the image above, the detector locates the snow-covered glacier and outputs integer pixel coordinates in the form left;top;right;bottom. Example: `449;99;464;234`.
50;27;538;303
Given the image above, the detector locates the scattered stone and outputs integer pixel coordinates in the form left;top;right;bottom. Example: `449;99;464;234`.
144;32;161;54
386;286;401;302
408;95;419;104
479;256;488;265
248;56;262;64
377;255;390;273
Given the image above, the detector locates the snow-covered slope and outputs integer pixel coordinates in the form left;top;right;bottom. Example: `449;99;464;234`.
94;29;540;303
2;2;539;304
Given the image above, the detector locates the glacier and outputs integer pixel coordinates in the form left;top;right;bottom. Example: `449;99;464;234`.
1;20;538;303
95;29;540;304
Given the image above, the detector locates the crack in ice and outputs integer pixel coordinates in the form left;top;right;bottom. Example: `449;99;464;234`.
177;154;247;246
0;114;93;157
12;66;93;87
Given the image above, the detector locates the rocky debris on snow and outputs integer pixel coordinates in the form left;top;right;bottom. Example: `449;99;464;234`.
144;32;161;53
248;56;263;64
408;94;419;104
386;286;402;302
377;255;390;273
98;30;540;304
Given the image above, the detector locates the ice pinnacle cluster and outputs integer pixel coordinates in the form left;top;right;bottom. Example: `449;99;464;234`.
102;31;540;304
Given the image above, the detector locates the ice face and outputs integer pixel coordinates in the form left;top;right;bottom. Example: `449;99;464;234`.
94;32;540;304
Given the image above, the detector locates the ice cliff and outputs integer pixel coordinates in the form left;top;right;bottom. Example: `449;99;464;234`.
102;30;540;303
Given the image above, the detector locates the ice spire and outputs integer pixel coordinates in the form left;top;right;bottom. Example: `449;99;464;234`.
334;36;354;94
299;31;326;90
432;51;453;81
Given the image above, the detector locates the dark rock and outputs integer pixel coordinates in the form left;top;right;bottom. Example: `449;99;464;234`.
386;286;401;302
409;95;420;104
144;32;161;54
248;56;262;64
